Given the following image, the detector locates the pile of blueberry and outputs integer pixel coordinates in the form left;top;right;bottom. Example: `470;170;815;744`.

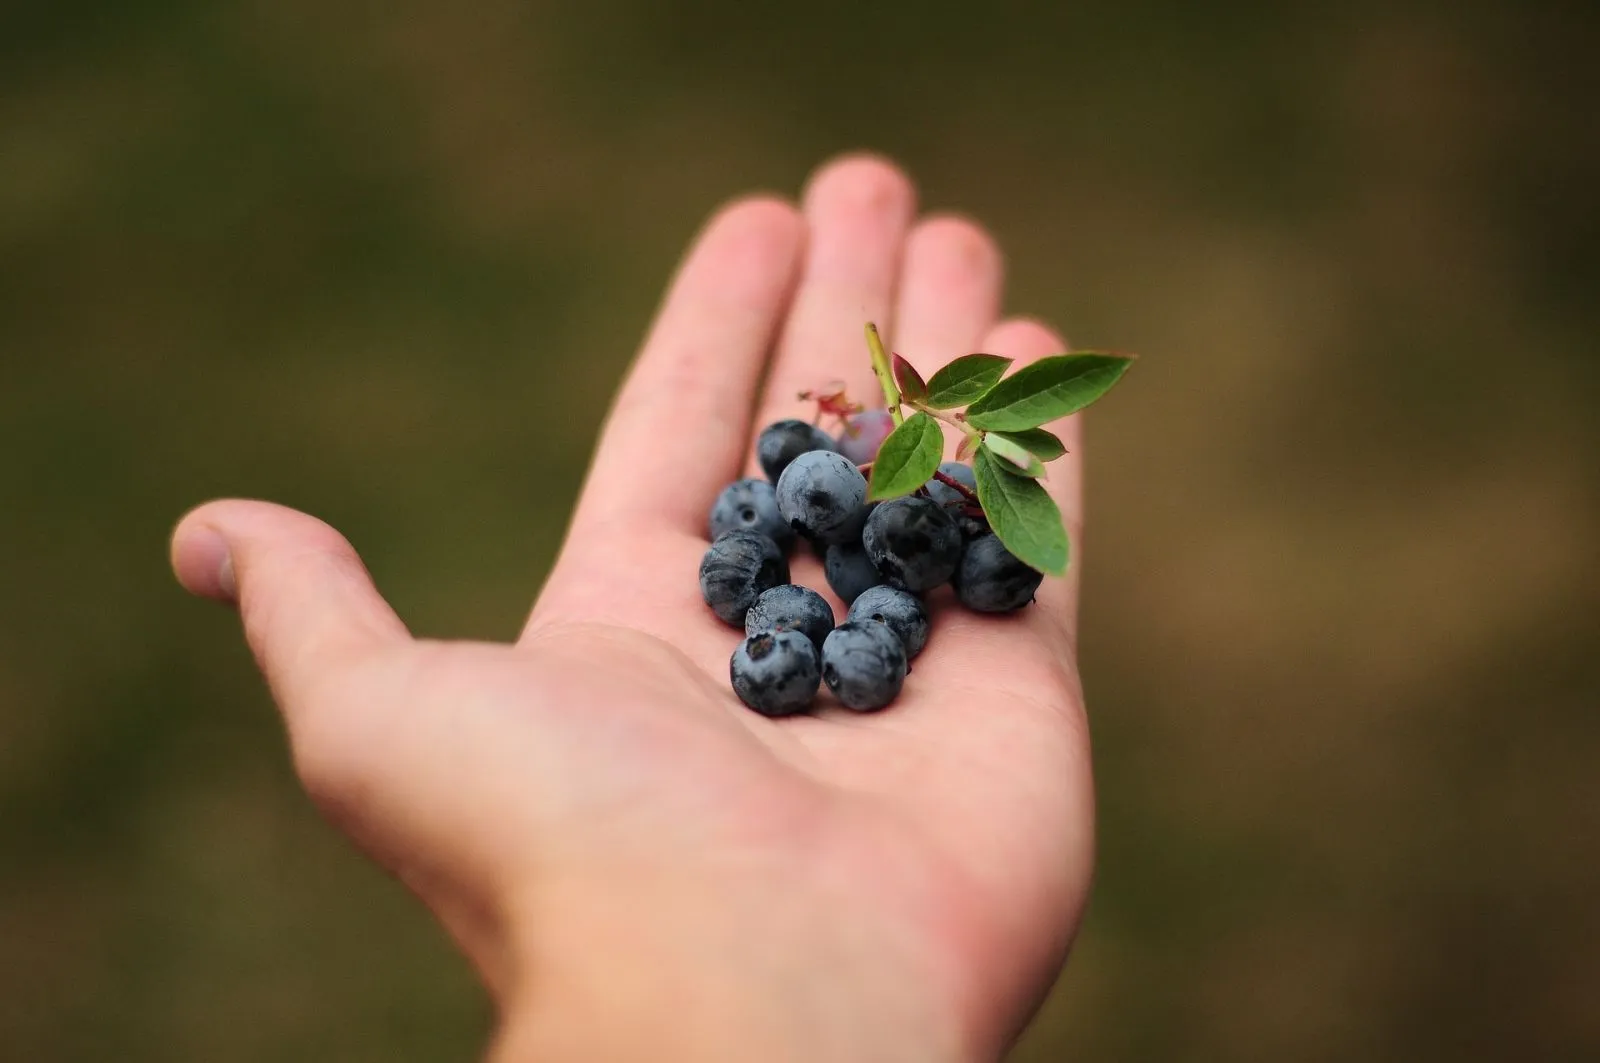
699;413;1045;717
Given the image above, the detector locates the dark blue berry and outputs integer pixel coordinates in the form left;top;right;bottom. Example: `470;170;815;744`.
730;630;821;716
709;478;795;552
775;450;868;545
862;496;962;592
820;621;907;712
924;460;976;506
823;541;883;605
744;584;835;653
846;585;929;660
698;530;788;626
757;419;837;483
924;461;986;539
953;534;1044;613
825;499;877;549
835;409;895;464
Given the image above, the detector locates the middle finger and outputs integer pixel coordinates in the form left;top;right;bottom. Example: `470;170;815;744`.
749;154;917;453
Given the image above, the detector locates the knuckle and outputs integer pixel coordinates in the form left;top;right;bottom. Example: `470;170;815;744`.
280;668;389;824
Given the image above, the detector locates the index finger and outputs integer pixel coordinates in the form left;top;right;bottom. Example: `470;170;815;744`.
571;196;806;537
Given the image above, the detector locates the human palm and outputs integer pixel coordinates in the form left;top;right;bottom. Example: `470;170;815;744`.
172;155;1095;1061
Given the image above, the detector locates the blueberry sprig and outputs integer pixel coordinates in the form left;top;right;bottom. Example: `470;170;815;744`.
861;321;1133;577
700;323;1134;716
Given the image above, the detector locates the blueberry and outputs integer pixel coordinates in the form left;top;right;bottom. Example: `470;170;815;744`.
924;461;976;506
698;530;789;626
953;534;1045;613
924;461;986;539
775;450;868;545
951;511;988;540
809;498;878;555
823;541;883;605
827;499;876;547
862;496;962;592
942;460;976;488
730;630;821;717
835;409;896;465
846;585;929;660
745;584;835;653
757;419;837;483
709;478;795;552
820;621;907;712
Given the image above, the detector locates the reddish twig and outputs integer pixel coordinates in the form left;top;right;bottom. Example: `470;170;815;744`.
931;469;980;506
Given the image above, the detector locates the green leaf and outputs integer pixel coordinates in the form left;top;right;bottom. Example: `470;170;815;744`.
980;434;1045;478
988;427;1066;462
892;354;928;404
974;447;1069;576
868;412;943;500
954;430;979;462
923;353;1012;409
964;353;1134;431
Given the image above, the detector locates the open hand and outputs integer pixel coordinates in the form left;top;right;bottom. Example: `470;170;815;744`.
171;154;1095;1062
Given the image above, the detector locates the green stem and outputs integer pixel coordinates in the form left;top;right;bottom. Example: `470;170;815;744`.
918;404;983;450
864;323;903;425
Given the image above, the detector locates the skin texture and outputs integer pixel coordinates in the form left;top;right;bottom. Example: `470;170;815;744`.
862;496;963;592
699;530;789;625
953;535;1045;614
822;541;883;605
168;154;1095;1063
820;621;909;711
745;584;836;653
775;450;869;544
758;419;838;483
731;630;822;717
846;586;930;660
710;478;796;552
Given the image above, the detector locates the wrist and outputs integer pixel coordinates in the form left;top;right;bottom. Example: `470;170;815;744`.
487;872;975;1063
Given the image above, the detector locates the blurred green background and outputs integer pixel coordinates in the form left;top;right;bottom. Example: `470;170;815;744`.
3;1;1596;1059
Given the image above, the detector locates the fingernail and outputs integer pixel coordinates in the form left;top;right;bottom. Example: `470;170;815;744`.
186;526;237;603
217;551;237;602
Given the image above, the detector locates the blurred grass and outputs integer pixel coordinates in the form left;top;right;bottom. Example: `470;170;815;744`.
2;1;1596;1059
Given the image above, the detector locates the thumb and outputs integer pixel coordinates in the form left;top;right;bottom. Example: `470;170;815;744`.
170;499;410;706
171;503;520;988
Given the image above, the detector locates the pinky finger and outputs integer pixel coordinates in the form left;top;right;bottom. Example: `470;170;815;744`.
971;318;1083;637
